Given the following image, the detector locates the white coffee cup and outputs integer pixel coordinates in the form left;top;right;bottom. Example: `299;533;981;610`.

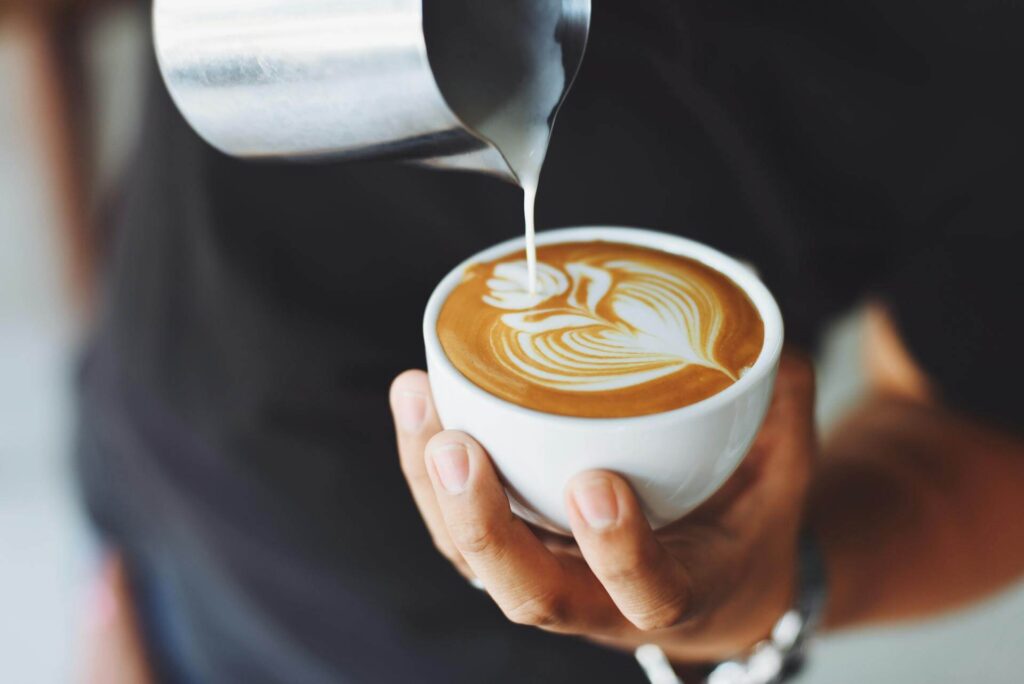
423;227;784;532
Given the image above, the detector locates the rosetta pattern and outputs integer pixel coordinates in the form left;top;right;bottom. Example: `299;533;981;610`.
482;259;735;392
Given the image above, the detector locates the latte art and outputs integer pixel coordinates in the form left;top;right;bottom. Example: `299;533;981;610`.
485;259;735;391
438;242;765;418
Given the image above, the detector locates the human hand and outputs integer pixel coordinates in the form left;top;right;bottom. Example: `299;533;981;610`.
390;353;816;663
78;555;153;684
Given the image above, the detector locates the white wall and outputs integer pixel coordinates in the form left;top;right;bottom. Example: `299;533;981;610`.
0;9;142;682
0;21;87;684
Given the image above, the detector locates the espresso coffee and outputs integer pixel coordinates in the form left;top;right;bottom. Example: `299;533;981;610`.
437;241;765;418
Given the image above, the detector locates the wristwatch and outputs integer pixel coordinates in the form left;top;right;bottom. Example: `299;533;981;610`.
708;530;829;684
635;530;829;684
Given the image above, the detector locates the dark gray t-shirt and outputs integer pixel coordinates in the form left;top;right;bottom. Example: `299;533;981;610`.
79;2;1023;682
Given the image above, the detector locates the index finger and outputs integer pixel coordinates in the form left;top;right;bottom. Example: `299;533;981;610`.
390;371;466;573
426;431;624;634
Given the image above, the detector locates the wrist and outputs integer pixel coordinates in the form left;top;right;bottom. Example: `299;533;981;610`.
705;529;829;684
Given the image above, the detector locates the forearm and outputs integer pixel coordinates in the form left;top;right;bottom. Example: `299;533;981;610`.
810;394;1024;630
7;6;99;312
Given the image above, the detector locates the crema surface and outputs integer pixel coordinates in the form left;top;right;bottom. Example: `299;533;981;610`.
438;242;764;417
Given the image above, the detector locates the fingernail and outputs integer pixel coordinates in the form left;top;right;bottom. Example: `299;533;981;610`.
396;391;427;433
431;443;470;494
573;477;618;530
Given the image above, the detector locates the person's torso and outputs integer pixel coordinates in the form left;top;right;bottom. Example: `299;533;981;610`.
80;2;1024;681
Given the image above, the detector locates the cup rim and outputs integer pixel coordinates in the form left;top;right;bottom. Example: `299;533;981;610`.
423;226;784;427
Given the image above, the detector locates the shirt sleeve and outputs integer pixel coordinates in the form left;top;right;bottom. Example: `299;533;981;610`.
878;171;1024;435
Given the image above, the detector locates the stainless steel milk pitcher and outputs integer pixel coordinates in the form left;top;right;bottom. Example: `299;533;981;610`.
153;0;591;182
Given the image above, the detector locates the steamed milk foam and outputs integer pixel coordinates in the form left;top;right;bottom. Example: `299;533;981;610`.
438;242;765;418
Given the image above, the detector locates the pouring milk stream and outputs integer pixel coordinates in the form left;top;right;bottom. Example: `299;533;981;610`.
426;0;573;294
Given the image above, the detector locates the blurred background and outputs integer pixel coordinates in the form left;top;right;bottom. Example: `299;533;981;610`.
1;5;1022;683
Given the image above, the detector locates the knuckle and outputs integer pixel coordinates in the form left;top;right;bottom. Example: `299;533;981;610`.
449;518;501;557
602;545;661;587
503;591;567;629
627;595;690;632
604;557;649;587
